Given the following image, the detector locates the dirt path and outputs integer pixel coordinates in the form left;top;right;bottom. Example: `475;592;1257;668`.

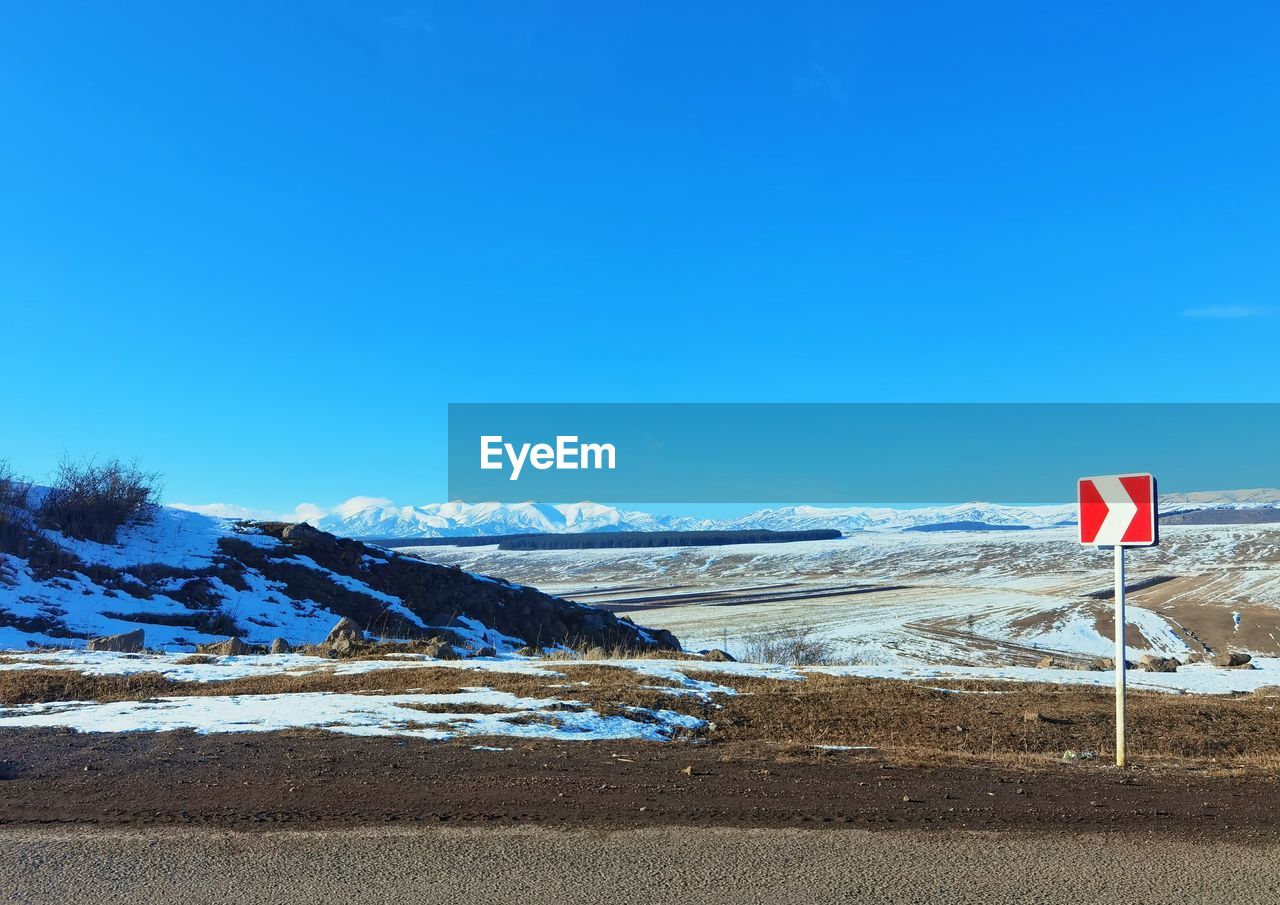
3;824;1279;905
2;729;1279;836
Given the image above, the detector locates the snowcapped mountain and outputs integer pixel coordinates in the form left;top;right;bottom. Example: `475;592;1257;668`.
315;489;1280;539
718;502;1078;533
1158;488;1280;512
315;501;711;539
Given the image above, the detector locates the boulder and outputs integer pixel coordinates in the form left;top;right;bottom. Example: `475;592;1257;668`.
270;638;291;654
1210;652;1253;668
1185;651;1207;664
87;629;145;653
1139;655;1180;673
324;617;365;646
281;522;330;546
702;648;737;662
1036;655;1064;669
515;645;540;657
196;636;265;656
422;637;460;661
471;646;497;658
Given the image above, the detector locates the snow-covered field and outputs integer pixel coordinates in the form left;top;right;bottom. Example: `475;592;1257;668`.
6;499;1280;744
414;524;1280;669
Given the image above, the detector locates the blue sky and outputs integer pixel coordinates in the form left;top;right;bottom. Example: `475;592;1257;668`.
1;1;1277;518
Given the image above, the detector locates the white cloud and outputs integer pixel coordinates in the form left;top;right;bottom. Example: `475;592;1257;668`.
332;496;394;518
1182;306;1265;319
290;503;328;524
172;496;395;525
171;502;270;520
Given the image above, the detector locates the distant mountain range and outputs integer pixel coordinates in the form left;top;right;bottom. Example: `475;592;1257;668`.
315;489;1280;539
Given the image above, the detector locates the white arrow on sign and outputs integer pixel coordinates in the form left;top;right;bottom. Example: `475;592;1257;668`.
1089;475;1139;546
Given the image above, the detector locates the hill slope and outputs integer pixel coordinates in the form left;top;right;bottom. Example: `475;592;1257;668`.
0;504;678;653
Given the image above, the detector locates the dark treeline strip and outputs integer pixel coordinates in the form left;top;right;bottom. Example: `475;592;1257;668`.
374;529;842;551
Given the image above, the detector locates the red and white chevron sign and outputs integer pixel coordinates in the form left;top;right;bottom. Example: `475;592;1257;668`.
1078;473;1158;546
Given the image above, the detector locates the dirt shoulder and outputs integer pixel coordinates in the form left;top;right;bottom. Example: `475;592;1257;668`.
2;728;1278;837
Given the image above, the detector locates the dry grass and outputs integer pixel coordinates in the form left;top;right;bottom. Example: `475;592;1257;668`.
5;659;1280;771
0;663;703;720
714;672;1280;764
540;639;707;661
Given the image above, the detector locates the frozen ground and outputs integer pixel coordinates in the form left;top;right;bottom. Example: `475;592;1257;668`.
411;524;1280;667
0;648;1274;741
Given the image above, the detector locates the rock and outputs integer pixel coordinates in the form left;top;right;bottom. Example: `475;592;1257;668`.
281;522;329;545
87;629;144;653
1036;655;1064;669
515;645;540;657
329;635;358;657
702;648;737;662
324;617;364;646
196;637;264;656
270;638;291;654
1210;652;1252;668
472;646;497;658
647;628;681;650
1186;652;1207;664
422;638;460;660
1139;655;1180;673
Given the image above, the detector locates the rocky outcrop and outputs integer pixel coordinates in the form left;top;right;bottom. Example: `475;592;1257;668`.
244;522;681;654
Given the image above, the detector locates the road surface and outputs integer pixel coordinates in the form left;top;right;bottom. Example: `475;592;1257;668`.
3;825;1277;905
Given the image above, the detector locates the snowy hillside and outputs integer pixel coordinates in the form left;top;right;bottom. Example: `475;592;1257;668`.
0;502;679;653
316;490;1280;539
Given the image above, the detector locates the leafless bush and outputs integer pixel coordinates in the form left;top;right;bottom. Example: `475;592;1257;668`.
37;457;162;544
0;460;31;511
739;626;838;666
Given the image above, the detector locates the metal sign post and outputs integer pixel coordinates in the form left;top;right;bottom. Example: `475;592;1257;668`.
1078;473;1157;769
1113;544;1126;768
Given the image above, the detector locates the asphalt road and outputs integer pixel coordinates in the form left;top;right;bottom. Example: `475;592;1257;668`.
3;826;1277;905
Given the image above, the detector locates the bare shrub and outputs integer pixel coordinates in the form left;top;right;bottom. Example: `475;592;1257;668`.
0;460;31;511
739;626;837;666
0;460;35;557
38;457;162;544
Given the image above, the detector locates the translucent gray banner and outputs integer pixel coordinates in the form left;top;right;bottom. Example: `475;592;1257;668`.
447;403;1278;504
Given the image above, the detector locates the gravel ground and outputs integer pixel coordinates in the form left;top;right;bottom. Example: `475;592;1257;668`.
3;824;1279;905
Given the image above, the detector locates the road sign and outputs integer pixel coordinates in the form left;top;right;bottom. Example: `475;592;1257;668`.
1078;473;1158;547
1077;472;1159;769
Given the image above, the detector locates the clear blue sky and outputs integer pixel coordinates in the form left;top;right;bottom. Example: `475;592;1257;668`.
1;2;1277;517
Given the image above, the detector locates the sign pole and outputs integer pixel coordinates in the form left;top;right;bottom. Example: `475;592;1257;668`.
1080;473;1154;769
1114;544;1126;768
